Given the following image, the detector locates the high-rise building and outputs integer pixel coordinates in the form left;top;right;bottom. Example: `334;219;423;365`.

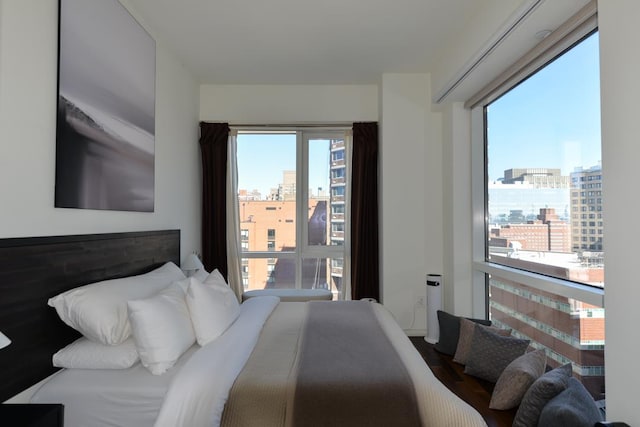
239;198;329;290
490;277;604;398
329;139;346;290
570;165;604;253
502;168;570;188
488;168;571;223
489;208;571;253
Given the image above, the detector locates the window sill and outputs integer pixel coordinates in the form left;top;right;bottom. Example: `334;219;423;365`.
473;261;604;308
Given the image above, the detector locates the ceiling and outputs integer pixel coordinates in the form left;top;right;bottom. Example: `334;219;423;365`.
127;0;593;96
127;0;483;85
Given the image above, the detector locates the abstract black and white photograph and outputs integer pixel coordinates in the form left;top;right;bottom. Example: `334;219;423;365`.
55;0;156;212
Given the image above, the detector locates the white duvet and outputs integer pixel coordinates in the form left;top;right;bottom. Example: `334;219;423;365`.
154;295;280;427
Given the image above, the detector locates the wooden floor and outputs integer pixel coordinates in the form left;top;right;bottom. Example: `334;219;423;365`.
410;337;517;427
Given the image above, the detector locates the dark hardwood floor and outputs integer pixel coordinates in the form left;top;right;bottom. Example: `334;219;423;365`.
410;337;516;427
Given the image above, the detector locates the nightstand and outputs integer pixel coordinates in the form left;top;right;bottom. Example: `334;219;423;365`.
0;403;64;427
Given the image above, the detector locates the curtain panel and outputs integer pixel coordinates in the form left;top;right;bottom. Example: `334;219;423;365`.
351;122;380;301
199;122;229;278
225;130;243;298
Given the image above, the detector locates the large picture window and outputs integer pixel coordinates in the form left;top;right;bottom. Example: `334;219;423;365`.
235;130;348;299
486;31;603;288
474;25;605;399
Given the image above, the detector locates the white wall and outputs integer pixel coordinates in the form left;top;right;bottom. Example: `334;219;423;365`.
200;84;378;123
201;81;441;334
380;74;442;334
0;0;201;262
598;0;640;422
441;102;474;316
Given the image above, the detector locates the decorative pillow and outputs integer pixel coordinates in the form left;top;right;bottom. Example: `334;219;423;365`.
433;310;491;355
537;377;603;427
203;268;229;287
53;337;139;369
464;325;530;382
186;277;241;346
489;349;547;410
48;262;186;345
127;283;196;375
512;363;573;427
192;268;210;283
453;318;511;365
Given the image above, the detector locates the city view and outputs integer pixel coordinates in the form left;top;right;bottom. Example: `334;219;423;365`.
487;164;604;287
484;31;604;399
236;133;346;299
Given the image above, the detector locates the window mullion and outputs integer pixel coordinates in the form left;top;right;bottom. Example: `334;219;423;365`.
296;131;305;289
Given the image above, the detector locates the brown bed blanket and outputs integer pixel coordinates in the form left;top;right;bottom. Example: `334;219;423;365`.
291;300;422;426
221;301;422;427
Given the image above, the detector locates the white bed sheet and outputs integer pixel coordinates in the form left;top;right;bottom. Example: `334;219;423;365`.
30;345;199;427
30;296;280;427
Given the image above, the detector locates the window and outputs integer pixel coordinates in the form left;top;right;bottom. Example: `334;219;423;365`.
331;187;345;198
235;130;348;299
472;22;604;399
485;32;603;288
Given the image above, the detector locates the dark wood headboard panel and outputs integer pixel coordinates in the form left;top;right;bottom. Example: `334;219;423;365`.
0;229;180;402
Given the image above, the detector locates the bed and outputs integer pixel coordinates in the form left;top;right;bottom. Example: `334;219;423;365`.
0;230;487;427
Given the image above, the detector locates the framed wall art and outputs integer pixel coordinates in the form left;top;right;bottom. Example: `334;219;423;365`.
55;0;156;212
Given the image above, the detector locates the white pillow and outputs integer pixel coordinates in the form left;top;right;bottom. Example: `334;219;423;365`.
171;269;209;294
127;283;196;375
48;262;186;345
185;277;241;346
203;268;228;287
53;337;139;369
192;268;210;283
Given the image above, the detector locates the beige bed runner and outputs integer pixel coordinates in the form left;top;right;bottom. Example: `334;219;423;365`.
221;301;422;427
221;302;305;426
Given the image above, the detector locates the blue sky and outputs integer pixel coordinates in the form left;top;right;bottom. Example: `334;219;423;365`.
487;32;601;181
237;133;331;197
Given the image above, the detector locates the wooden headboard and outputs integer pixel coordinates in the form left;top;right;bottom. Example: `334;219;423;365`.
0;229;180;402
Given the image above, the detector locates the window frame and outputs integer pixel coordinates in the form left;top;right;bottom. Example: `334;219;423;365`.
235;128;349;294
469;11;604;312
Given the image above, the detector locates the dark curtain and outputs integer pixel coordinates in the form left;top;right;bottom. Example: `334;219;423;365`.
351;122;380;301
199;122;229;277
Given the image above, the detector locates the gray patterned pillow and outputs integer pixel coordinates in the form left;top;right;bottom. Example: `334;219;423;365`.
434;310;491;355
512;363;573;427
489;349;547;410
453;318;511;365
463;325;530;382
537;377;603;426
